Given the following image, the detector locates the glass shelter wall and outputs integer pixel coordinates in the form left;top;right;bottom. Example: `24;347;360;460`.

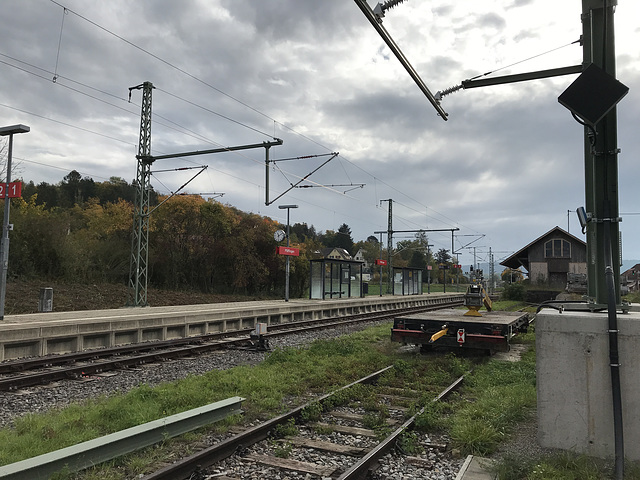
310;259;363;299
393;267;423;295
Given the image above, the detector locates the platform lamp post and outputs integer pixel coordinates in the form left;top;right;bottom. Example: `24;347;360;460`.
0;124;30;320
278;204;298;302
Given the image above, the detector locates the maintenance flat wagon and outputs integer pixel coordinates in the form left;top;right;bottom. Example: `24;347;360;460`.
391;285;530;353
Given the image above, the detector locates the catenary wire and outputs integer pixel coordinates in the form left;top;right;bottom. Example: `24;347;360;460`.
43;0;467;233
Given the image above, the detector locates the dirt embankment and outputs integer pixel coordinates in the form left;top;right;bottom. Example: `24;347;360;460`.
4;279;262;315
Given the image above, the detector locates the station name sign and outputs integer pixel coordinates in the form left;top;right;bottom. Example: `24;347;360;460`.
0;182;22;198
276;246;300;256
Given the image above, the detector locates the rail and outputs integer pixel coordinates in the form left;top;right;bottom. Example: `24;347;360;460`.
0;397;244;480
0;298;463;391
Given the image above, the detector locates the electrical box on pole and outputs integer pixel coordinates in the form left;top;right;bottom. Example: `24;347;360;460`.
577;0;626;306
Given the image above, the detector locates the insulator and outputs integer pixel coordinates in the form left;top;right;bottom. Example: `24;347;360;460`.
434;84;463;101
381;0;407;12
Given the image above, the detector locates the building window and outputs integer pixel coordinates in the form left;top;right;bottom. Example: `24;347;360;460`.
545;239;571;258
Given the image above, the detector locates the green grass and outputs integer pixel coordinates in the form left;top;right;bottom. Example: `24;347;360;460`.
623;291;640;304
7;316;636;480
0;323;467;478
448;336;538;456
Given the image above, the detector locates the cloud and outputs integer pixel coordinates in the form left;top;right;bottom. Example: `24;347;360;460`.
0;0;638;265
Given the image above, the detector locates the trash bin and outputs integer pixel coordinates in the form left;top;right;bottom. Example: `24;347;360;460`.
39;287;53;312
362;283;369;295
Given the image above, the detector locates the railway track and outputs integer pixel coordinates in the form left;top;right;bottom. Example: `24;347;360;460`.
141;366;465;480
0;299;463;391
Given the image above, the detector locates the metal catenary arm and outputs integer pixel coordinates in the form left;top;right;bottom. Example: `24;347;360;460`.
352;0;449;120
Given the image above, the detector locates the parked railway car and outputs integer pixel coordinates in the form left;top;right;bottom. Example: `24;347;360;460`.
391;307;530;353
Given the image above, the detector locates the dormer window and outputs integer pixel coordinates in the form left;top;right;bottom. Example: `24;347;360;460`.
545;238;571;258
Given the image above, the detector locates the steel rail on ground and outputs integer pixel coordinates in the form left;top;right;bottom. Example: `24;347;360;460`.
337;374;465;480
0;298;463;391
140;366;396;480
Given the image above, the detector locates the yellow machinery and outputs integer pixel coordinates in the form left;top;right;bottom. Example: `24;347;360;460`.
463;284;492;317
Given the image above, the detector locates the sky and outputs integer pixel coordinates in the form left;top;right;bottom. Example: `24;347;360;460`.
1;0;639;269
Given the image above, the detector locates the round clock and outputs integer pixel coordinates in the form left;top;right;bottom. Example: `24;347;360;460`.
274;229;286;242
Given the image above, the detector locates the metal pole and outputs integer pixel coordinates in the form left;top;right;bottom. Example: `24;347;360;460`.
0;134;14;320
427;244;431;294
379;232;383;297
0;124;29;320
582;0;621;305
285;208;290;302
279;204;297;302
387;200;392;294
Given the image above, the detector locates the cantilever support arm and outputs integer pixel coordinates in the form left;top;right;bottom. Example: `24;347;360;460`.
353;0;449;120
137;138;283;162
462;65;583;89
266;152;339;206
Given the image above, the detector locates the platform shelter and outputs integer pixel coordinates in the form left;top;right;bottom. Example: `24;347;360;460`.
393;267;422;295
309;258;363;300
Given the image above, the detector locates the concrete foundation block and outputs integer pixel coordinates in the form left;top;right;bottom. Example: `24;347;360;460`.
536;309;640;460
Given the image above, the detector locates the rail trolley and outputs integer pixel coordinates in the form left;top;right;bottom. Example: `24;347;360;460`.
391;285;530;352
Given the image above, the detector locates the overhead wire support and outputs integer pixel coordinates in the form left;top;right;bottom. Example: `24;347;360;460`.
127;81;154;308
265;152;339;206
296;183;365;194
151;166;207;174
435;39;583;101
148;165;208;216
352;0;449;120
271;152;337;162
372;0;407;20
127;81;284;307
177;192;224;199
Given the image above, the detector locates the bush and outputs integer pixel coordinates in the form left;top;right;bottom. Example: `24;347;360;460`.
501;283;526;301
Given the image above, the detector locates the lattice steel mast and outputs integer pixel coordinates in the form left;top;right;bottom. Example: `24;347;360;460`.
127;81;154;307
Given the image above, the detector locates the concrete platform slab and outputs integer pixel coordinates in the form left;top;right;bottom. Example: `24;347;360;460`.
455;455;496;480
0;294;463;360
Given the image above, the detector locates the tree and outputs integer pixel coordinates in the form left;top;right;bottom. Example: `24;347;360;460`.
95;177;137;204
434;248;453;284
0;138;24;181
58;170;96;207
290;222;317;242
318;224;353;253
435;248;451;265
501;267;524;284
335;223;354;253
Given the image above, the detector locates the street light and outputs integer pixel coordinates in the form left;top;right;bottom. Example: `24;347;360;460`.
0;124;30;320
278;204;298;302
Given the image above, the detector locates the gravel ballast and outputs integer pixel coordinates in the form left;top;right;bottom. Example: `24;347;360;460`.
0;320;534;479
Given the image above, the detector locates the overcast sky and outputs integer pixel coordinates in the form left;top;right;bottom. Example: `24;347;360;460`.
1;0;639;268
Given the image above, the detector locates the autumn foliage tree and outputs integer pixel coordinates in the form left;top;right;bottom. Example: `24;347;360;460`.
4;172;380;299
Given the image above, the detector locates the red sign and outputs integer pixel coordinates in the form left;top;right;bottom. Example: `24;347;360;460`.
454;264;462;269
375;259;387;266
277;246;299;256
0;182;22;199
427;265;432;270
457;329;465;345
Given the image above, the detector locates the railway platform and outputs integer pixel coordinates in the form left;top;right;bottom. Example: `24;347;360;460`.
0;293;462;361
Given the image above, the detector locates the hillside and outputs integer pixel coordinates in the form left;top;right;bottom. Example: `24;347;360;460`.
4;279;263;315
